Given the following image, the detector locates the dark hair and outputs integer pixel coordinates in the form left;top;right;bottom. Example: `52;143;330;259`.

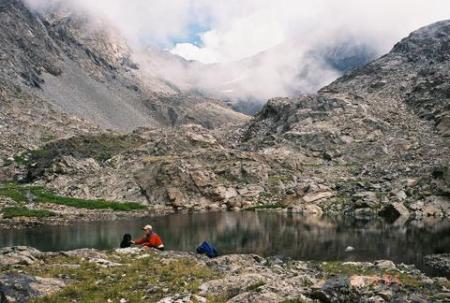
120;233;132;248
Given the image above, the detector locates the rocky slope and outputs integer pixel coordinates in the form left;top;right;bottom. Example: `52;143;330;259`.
0;0;248;134
0;246;449;302
240;20;450;219
1;15;450;224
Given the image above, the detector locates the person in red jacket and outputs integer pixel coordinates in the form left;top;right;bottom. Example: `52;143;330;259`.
132;224;164;250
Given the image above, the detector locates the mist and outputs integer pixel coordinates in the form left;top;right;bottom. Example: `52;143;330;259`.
24;0;450;107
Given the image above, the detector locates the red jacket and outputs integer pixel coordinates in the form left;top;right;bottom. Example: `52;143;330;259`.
134;232;164;249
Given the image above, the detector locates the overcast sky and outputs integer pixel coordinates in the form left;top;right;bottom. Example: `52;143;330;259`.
26;0;450;64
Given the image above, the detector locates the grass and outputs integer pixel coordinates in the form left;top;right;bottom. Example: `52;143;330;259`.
2;207;55;219
27;133;147;180
0;183;28;202
26;253;220;303
30;133;146;163
244;203;283;211
2;154;29;167
33;189;146;211
0;183;146;212
268;175;292;186
320;261;432;290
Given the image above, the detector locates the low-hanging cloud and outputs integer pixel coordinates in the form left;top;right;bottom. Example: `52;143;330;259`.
25;0;450;106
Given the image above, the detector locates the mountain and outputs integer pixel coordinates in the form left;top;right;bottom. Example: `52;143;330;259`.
10;19;448;221
175;39;377;115
0;0;248;135
241;19;450;217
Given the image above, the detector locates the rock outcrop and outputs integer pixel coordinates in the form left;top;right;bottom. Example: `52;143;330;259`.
1;246;449;303
239;20;450;218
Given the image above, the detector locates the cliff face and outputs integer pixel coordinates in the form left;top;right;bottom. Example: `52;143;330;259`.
0;0;248;134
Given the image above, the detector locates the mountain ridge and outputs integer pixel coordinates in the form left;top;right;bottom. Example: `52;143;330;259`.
0;0;249;132
2;19;447;221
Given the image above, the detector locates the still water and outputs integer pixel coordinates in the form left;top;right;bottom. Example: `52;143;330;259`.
1;212;449;269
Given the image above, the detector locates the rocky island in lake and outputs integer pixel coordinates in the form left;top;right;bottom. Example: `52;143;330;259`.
0;0;449;302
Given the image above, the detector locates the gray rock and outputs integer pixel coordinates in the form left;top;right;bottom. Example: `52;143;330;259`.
0;246;42;266
379;202;410;221
374;260;397;271
0;273;65;303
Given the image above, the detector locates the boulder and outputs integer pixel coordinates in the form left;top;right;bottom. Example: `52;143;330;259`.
166;187;185;206
211;186;238;202
0;246;42;266
190;170;215;188
374;260;397;271
393;190;407;201
62;248;108;260
311;276;358;303
238;186;264;198
288;204;323;216
0;273;65;303
379;202;410;221
88;257;122;268
302;191;335;203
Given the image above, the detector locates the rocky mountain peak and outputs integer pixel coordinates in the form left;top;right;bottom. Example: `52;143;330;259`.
392;20;450;62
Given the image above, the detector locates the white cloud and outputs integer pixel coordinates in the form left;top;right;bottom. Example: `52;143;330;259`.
25;0;450;102
169;0;450;63
170;43;220;64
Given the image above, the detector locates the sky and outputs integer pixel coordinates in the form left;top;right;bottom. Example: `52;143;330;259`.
24;0;450;102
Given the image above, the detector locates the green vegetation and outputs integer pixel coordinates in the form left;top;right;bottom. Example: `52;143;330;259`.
30;133;146;163
27;133;147;180
321;261;376;276
268;175;292;186
246;280;266;291
34;189;145;211
2;153;29;166
0;183;28;202
27;253;220;303
0;183;145;211
244;203;283;211
40;130;57;143
3;207;55;219
321;261;432;290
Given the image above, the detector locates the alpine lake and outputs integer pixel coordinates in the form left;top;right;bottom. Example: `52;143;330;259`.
1;211;449;273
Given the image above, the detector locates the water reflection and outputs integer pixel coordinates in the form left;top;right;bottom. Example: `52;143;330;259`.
1;212;449;269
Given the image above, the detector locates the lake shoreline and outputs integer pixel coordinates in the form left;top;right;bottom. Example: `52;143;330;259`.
0;246;449;302
2;203;449;231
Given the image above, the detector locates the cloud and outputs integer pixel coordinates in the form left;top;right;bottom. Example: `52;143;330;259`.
170;0;450;63
24;0;450;105
170;42;219;64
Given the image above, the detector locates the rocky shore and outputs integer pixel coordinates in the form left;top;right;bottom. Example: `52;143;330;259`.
0;246;449;303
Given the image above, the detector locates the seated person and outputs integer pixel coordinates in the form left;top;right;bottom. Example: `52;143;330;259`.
131;224;164;250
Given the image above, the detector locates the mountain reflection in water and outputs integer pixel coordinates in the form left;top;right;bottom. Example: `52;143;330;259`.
1;212;449;269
